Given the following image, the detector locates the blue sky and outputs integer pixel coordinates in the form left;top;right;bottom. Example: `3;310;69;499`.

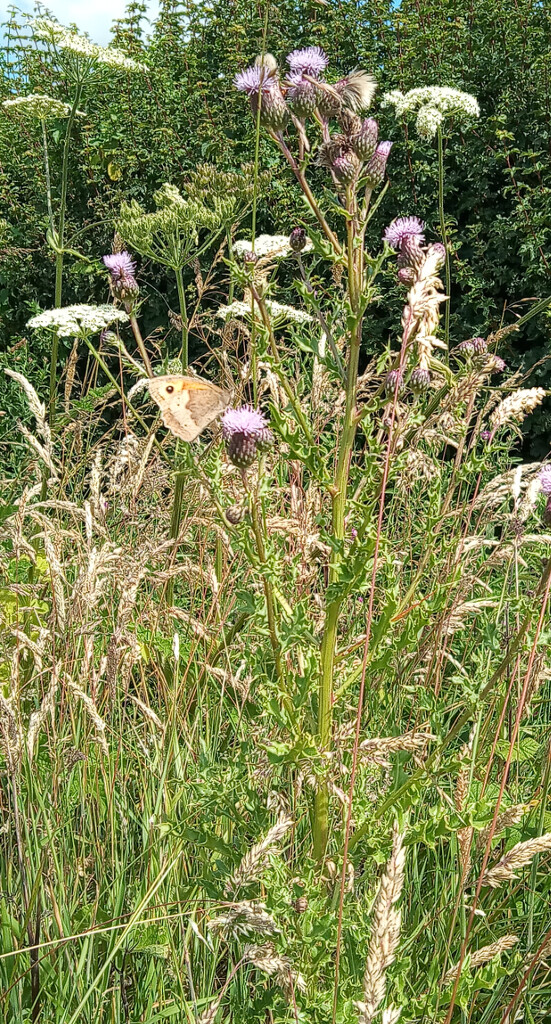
0;0;159;44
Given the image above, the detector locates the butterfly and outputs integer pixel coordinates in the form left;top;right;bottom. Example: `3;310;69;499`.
147;374;230;442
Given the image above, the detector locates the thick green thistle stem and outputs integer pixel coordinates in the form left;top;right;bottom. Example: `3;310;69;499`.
313;195;363;860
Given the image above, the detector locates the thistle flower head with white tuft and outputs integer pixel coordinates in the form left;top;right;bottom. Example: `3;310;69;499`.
336;70;377;112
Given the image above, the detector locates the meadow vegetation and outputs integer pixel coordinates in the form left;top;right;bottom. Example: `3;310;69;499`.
1;5;551;1023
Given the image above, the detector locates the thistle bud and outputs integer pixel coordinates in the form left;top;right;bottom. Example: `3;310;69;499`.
454;339;475;357
364;140;392;188
352;117;378;161
471;337;487;354
287;76;319;118
385;369;405;397
338;108;362;137
333;151;360;185
317;88;341;119
289;227;307;252
488;355;506;374
397;267;415;286
257;88;288;130
225;504;245;525
294;896;308;914
227;432;258;468
426;242;446;269
242;250;259;266
410;367;431;394
398;234;424;270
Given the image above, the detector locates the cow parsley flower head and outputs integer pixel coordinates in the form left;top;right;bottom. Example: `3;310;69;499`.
2;93;72;119
383;216;425;250
382;86;480;140
32;19;145;73
217;300;313;324
286;46;328;78
27;304;129;338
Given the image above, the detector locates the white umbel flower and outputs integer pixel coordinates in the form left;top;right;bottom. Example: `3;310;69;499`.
217;299;313;324
234;234;312;260
382;86;480;140
2;93;72;119
27;304;129;338
33;18;146;73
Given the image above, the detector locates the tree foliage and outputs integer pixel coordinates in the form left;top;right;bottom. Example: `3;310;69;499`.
0;0;550;450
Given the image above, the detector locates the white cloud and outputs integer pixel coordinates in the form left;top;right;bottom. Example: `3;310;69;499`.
0;0;159;45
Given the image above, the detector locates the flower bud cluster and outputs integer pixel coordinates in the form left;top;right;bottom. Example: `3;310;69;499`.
234;47;392;193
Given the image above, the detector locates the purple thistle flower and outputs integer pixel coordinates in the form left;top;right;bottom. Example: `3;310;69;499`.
103;251;138;303
234;64;287;128
222;405;273;469
103;251;136;282
383;216;425;250
539;465;551;495
286;46;328;78
234;64;274;95
480;430;492;441
222;405;270;439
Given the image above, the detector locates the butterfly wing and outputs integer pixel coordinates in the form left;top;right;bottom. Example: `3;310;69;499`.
148;375;230;442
